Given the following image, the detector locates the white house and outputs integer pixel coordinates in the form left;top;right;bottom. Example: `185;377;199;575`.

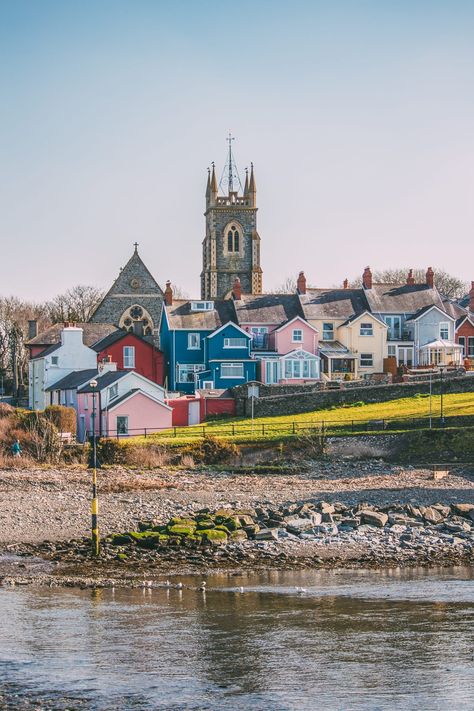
405;306;463;366
29;326;98;411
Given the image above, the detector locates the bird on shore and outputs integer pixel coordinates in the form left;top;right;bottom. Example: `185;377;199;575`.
176;582;183;590
295;586;307;594
199;581;207;591
238;587;244;593
164;579;171;588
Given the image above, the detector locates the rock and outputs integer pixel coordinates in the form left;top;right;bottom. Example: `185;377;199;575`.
295;503;315;516
318;501;335;515
285;518;316;534
255;528;279;541
338;518;360;529
422;507;445;525
451;504;474;519
238;515;255;527
359;510;388;528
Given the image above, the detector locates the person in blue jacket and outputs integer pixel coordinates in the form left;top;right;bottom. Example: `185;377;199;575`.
11;439;22;457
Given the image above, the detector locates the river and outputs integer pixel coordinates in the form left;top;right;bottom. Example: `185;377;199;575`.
0;567;473;710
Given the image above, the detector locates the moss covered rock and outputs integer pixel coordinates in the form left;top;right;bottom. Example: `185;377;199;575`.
200;529;228;545
167;524;196;537
109;534;133;546
196;519;215;531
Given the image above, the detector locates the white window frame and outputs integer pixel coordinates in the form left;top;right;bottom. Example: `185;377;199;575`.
360;322;373;337
387;345;396;357
190;301;214;311
202;381;214;389
468;337;474;357
384;315;402;340
360;353;373;367
188;333;201;350
292;329;303;343
123;346;135;369
177;363;206;384
283;355;318;379
322;322;334;341
458;336;466;356
439;322;450;340
223;337;247;348
116;415;129;436
220;362;244;379
109;383;118;400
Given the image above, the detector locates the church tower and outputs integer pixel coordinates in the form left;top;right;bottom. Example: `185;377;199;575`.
201;137;262;299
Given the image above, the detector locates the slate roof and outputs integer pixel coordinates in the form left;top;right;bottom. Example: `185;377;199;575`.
45;369;99;392
164;300;235;330
30;343;61;360
232;293;302;326
299;288;369;321
442;298;467;321
27;323;118;347
363;283;444;314
77;371;128;393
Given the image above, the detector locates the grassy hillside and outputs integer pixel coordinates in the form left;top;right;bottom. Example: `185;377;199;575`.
135;392;474;446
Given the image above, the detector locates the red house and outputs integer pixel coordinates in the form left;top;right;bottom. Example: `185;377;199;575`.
93;330;164;385
454;282;474;368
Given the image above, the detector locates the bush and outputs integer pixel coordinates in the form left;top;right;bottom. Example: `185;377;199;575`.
0;403;14;419
96;438;128;465
124;444;171;468
183;435;239;464
44;406;77;435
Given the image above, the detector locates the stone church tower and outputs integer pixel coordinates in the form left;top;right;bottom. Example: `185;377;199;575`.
201;144;262;299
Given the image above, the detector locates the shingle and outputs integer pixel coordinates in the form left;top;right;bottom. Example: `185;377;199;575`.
299;289;369;321
45;369;99;392
27;323;119;347
165;299;235;329
364;283;444;314
233;293;302;325
77;371;128;393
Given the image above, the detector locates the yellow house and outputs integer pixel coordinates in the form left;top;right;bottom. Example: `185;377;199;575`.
298;285;387;380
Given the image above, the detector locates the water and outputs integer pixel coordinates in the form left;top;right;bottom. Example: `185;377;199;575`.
0;567;473;710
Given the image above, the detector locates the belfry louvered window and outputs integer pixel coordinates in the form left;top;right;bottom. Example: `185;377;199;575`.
227;225;240;252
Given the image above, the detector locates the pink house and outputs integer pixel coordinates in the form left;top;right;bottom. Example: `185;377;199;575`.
257;316;320;384
76;369;172;440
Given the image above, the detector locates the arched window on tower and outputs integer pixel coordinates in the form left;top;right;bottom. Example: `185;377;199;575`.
227;225;240;253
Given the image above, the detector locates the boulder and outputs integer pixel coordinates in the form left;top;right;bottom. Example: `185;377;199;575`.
451;504;474;519
318;501;335;515
255;528;279;541
359;510;388;528
422;507;445;525
286;517;316;534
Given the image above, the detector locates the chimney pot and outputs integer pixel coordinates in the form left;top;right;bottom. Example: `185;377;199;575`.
28;319;38;340
469;280;474;313
406;269;415;285
426;266;434;288
343;278;349;289
297;271;307;295
232;277;242;300
362;266;373;290
164;280;173;306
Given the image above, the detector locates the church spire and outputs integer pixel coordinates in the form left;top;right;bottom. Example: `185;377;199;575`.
248;163;256;206
210;162;218;204
243;167;249;197
205;167;210;199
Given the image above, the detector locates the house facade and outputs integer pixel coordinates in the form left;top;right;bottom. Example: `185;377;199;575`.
93;330;164;385
197;322;257;389
254;316;320;384
405;306;463;366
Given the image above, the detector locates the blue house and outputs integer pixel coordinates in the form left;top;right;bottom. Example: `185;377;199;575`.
197;322;256;389
160;293;255;392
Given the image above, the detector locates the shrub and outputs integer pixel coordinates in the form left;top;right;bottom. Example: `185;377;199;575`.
182;435;239;464
96;438;128;465
44;406;77;435
123;444;171;468
0;403;14;419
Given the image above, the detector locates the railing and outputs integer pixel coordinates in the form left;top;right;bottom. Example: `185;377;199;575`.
85;412;474;441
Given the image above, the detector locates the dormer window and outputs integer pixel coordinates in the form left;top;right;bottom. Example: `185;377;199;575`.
227;225;240;253
190;301;214;311
109;384;118;400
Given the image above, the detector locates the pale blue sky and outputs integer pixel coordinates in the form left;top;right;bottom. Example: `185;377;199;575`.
1;0;473;300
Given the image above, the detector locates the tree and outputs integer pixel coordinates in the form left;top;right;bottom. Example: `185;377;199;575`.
273;276;296;294
170;284;190;300
46;285;104;323
350;268;468;300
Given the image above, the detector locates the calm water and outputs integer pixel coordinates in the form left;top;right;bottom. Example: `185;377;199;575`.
0;567;473;710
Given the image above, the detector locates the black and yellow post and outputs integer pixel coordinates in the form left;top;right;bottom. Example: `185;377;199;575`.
90;379;100;556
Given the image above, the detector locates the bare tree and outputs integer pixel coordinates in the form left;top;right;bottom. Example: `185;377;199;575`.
170;284;190;300
47;285;104;323
350;268;468;300
273;276;297;294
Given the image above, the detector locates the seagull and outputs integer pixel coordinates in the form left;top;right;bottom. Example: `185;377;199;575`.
199;581;207;591
164;579;171;588
238;586;244;593
295;586;307;594
176;582;183;590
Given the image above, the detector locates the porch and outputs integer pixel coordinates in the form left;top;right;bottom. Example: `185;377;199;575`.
319;342;358;381
419;339;464;367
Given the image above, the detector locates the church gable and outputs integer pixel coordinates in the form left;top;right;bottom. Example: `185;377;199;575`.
90;246;164;335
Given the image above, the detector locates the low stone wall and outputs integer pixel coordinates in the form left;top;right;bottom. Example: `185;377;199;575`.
233;375;474;417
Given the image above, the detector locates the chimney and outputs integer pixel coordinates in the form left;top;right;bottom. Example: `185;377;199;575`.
406;269;415;285
426;266;434;288
164;280;173;306
60;325;84;348
297;271;307;295
343;279;349;289
28;320;38;340
469;281;474;313
232;277;242;300
362;266;373;290
98;360;117;374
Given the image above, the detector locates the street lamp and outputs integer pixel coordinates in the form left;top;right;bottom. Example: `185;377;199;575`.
89;379;99;556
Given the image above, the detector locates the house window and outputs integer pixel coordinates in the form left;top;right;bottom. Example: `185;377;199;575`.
292;329;303;343
123;346;135;368
360;322;373;336
190;301;214;311
387;345;396;357
109;384;118;400
250;327;268;349
83;395;88;410
227;225;240;252
116;416;128;436
221;363;244;378
439;322;450;340
177;364;205;383
224;337;247;348
322;323;334;341
458;336;466;356
188;333;200;350
360;353;373;367
284;358;318;379
384;316;402;340
51;356;59;366
202;381;214;389
469;337;474;357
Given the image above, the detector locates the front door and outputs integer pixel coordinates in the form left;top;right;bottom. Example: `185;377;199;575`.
265;360;279;384
188;401;200;425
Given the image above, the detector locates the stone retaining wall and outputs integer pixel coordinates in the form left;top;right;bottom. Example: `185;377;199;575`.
233;375;474;417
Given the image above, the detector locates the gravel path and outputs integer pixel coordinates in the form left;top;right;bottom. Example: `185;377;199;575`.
1;461;473;545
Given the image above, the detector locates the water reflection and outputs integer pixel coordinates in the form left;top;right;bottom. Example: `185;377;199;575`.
0;567;473;710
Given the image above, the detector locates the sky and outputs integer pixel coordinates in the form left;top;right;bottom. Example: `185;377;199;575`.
1;0;473;301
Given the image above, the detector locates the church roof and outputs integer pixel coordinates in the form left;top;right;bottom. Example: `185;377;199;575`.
232;293;302;326
164;300;235;330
